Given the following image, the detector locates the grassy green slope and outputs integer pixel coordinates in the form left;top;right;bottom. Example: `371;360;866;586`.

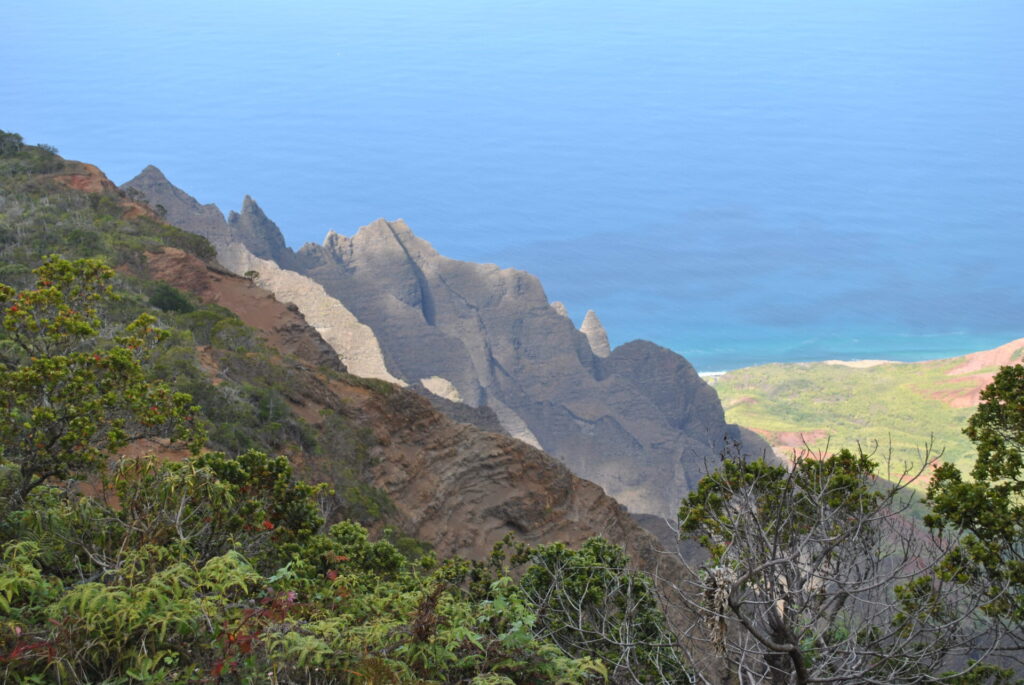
711;355;1013;489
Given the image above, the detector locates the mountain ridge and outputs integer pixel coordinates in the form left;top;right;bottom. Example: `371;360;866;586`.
2;143;697;584
124;166;771;519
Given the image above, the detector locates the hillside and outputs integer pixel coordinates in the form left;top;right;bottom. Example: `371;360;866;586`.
4;131;1021;682
0;132;695;567
711;340;1024;487
0;131;708;681
123;166;771;520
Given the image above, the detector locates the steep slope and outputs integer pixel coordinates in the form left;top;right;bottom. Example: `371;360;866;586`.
0;143;706;679
143;247;344;373
143;246;693;587
3;146;692;580
125;169;769;519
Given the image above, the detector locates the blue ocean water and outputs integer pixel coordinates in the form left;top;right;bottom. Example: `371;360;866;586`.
3;1;1023;370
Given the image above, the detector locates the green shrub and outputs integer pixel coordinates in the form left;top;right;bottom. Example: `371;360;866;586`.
149;283;195;314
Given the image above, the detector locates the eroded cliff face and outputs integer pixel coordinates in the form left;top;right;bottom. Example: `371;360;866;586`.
124;166;399;384
215;242;403;385
124;168;770;519
142;247;689;581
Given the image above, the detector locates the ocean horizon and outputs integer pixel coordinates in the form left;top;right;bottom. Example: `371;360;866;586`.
4;0;1022;371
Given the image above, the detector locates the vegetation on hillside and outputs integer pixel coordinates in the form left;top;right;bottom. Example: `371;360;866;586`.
0;133;689;682
928;365;1024;654
677;446;1008;684
2;132;1023;682
712;360;982;488
0;257;203;504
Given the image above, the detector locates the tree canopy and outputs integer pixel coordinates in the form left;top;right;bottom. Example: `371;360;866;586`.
928;364;1024;650
0;256;202;502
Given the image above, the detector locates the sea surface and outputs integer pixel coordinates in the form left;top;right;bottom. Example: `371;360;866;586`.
4;1;1023;371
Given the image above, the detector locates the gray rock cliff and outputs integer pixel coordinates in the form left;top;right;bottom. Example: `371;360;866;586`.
123;168;400;385
124;169;770;518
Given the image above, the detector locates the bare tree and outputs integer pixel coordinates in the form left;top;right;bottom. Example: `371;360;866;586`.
670;443;1004;684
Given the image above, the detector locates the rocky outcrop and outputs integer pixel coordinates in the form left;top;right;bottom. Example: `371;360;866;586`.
411;385;507;435
418;376;463;403
125;165;229;239
123;167;399;384
580;309;611;358
369;388;678;567
550;301;570;318
125;169;770;519
294;219;766;516
226;195;294;267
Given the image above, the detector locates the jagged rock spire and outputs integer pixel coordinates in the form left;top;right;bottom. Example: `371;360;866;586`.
580;309;611;358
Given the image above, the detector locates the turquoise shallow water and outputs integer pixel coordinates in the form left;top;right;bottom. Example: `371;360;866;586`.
3;1;1023;370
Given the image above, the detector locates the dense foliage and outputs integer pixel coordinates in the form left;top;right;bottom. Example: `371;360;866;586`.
0;257;203;504
928;364;1024;648
0;453;621;683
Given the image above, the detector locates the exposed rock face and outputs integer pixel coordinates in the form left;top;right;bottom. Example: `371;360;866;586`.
368;388;677;568
215;243;402;384
226;196;294;267
143;245;694;589
126;166;230;240
580;309;612;358
125;169;769;519
123;167;399;384
143;247;344;373
418;376;463;403
411;385;507;435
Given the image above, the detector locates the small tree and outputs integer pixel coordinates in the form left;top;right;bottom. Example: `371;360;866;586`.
0;256;203;501
928;364;1024;651
677;447;991;684
0;130;25;156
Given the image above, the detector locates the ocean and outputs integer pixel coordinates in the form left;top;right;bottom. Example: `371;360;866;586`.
3;0;1022;370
